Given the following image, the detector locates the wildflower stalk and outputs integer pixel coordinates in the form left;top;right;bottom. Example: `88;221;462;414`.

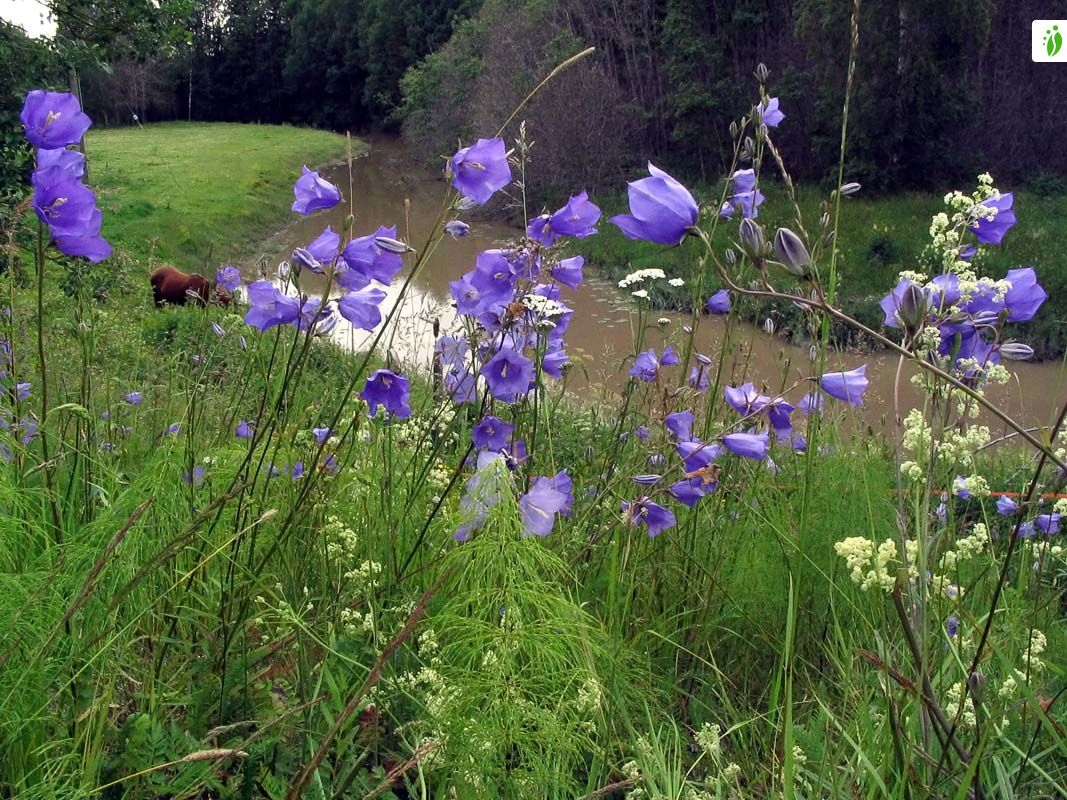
693;227;1066;471
34;223;63;543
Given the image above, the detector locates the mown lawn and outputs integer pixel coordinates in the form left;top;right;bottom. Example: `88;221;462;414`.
88;122;350;271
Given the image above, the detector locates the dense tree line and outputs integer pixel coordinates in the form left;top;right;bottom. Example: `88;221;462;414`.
401;0;1067;192
5;0;1065;194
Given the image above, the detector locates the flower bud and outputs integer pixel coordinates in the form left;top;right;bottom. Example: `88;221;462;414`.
773;227;811;276
999;341;1034;360
839;182;862;196
291;247;322;273
724;248;737;266
632;474;661;485
739;218;767;259
445;220;470;238
763;317;776;335
820;212;831;229
897;282;928;333
755;63;770;83
967;670;987;704
375;236;412;254
729;121;739;139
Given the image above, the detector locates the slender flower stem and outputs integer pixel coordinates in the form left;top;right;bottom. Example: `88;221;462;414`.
693;227;1066;471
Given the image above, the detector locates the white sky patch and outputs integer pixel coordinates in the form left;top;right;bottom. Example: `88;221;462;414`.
0;0;56;39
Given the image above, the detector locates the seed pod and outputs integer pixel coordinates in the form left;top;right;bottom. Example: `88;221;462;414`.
773;228;811;276
375;236;412;254
999;341;1034;360
897;282;929;333
739;218;767;259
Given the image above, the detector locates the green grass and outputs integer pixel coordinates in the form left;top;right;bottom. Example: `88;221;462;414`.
89;122;350;271
576;182;1067;359
0;123;1064;798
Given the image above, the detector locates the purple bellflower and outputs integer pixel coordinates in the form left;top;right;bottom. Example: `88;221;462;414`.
706;290;731;314
361;369;411;419
971;193;1016;245
21;90;92;150
36;146;85;179
622;497;677;538
341;225;404;286
519;470;574;537
216;265;241;293
610;163;699;245
819;365;869;406
552;256;585;289
723;431;769;461
291;166;341;215
472;415;514;451
244;281;301;331
450;138;512;205
995;495;1018;516
337;286;387;331
482;348;534;402
757;97;784;128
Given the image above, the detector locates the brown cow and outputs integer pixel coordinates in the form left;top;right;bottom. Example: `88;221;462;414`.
150;266;232;308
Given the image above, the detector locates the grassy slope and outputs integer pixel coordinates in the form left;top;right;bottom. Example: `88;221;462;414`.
88;122;349;271
576;183;1067;358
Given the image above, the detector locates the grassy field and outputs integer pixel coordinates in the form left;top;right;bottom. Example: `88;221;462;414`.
1;122;1064;798
89;122;349;270
575;182;1067;359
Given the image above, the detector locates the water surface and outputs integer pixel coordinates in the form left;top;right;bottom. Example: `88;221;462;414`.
244;137;1067;441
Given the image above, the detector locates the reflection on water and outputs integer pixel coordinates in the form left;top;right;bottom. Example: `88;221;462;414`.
243;136;1067;440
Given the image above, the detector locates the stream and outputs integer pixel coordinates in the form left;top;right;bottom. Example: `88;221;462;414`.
242;136;1067;440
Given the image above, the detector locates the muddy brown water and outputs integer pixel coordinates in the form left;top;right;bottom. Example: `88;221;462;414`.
241;136;1067;441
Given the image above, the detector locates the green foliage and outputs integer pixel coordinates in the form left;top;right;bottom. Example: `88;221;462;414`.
1;121;1064;799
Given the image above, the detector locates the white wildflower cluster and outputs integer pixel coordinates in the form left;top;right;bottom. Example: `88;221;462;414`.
1027;629;1048;672
695;722;722;759
668;277;685;287
944;681;977;729
631;289;649;299
576;675;603;714
393;406;458;448
940;523;989;571
899;409;932;482
618;268;666;288
955;474;990;499
521;292;568;320
1056;427;1067;464
937;425;991;466
345;559;382;584
833;536;918;592
898;269;928;284
324;515;359;560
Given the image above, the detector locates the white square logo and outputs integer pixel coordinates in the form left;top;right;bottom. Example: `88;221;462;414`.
1034;21;1067;61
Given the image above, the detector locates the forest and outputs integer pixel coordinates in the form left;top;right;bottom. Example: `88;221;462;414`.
3;0;1067;196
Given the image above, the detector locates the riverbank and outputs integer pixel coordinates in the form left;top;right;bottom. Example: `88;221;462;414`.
90;122;350;270
571;182;1067;361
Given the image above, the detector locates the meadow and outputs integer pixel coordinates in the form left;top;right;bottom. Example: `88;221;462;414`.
2;92;1065;800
